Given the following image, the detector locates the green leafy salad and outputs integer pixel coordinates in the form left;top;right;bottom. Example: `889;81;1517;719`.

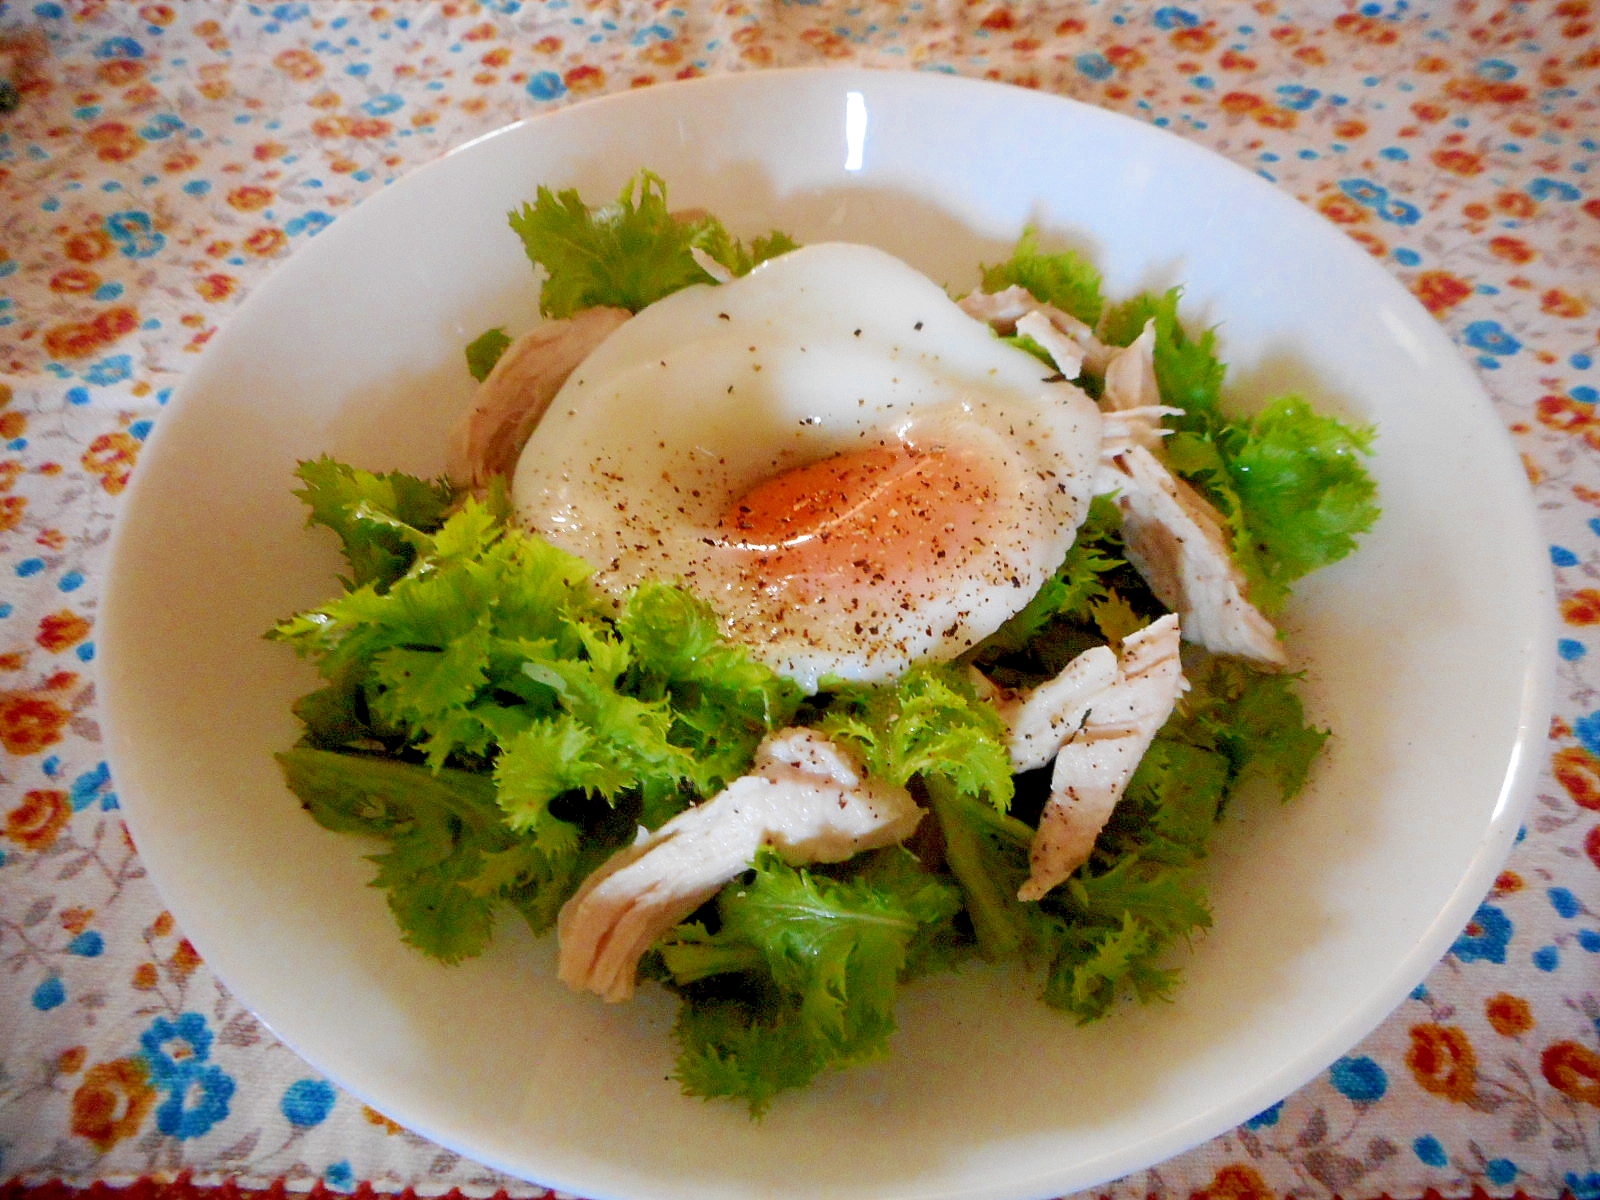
270;173;1379;1115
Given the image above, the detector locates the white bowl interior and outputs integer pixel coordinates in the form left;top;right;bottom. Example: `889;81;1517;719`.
99;70;1552;1200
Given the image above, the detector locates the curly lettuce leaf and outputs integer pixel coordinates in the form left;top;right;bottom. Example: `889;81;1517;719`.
980;226;1104;326
1171;655;1330;800
1226;396;1381;599
274;462;804;961
290;456;454;593
619;582;804;804
815;662;1013;812
508;171;797;319
1032;743;1222;1021
465;326;512;382
662;849;961;1114
923;776;1044;960
275;747;573;958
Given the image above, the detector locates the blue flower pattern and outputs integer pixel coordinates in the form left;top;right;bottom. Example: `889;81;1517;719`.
138;1013;235;1140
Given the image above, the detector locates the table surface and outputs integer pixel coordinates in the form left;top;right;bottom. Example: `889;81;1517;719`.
1;2;1597;1197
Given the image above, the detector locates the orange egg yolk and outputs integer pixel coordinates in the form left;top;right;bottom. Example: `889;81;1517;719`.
716;442;998;589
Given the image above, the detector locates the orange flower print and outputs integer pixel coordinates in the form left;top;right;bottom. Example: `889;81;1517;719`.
70;1058;156;1151
347;117;391;139
50;267;102;295
195;272;238;302
82;430;142;495
1492;869;1524;896
1318;193;1369;225
0;495;26;533
1495;191;1538;218
1566;589;1600;624
64;229;113;264
1346;229;1388;258
1446;77;1529;104
364;1105;406;1134
564;64;606;93
1486;993;1534;1037
226;185;273;212
1539;395;1597;435
1406;1023;1478;1102
1411;271;1471;315
1554;746;1600;811
1253;107;1298;130
0;692;70;755
43;306;139;361
36;611;91;653
169;938;202;978
5;788;71;850
243;227;287;257
1333;12;1399;43
85;122;144;163
1432;148;1485;176
60;907;92;935
640;38;681;66
1489;235;1536;264
273;47;323;81
96;58;145;87
1542;288;1589;318
1542;1040;1600;1106
196;64;231;103
1171;26;1216;52
1195;1164;1273;1200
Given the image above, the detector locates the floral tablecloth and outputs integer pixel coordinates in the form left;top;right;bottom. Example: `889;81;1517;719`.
0;1;1597;1197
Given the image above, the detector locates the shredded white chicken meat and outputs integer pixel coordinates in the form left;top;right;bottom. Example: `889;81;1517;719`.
958;284;1116;376
446;305;630;493
1010;613;1187;901
688;244;734;284
1102;444;1287;668
1015;310;1086;380
556;729;923;1002
1029;311;1283;668
986;646;1119;775
1099;321;1177;453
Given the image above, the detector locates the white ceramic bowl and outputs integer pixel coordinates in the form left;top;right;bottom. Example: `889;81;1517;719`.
100;69;1553;1200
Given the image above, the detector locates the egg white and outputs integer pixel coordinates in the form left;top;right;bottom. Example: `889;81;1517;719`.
511;242;1102;692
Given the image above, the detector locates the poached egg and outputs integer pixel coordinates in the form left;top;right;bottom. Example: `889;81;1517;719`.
511;242;1103;692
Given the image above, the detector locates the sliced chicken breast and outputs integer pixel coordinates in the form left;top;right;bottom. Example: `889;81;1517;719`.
1098;321;1181;453
958;284;1116;375
556;729;923;1002
1101;444;1287;668
446;305;630;492
988;645;1120;774
1018;613;1186;901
